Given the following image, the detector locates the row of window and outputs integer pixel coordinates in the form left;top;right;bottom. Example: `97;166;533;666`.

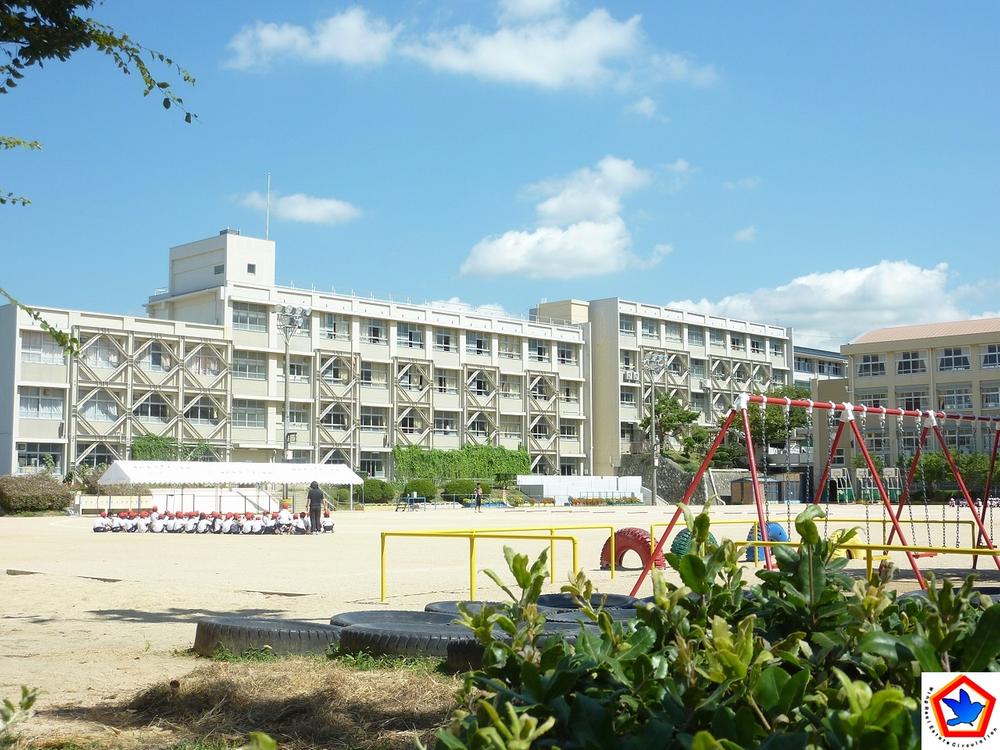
793;356;844;376
855;384;1000;412
857;345;1000;377
21;332;225;375
618;316;786;356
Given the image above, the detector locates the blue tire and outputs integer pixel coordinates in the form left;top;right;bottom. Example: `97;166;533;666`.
746;522;788;561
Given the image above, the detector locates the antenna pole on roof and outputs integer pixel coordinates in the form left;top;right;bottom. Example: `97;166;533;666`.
265;171;271;240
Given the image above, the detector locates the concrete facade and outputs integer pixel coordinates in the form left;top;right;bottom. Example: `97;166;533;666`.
793;346;847;387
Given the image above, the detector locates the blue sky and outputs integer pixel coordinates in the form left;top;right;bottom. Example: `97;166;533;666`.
2;0;998;348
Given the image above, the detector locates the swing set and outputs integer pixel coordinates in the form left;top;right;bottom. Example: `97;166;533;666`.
630;394;1000;594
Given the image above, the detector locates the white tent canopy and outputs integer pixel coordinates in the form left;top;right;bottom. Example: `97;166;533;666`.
98;461;364;487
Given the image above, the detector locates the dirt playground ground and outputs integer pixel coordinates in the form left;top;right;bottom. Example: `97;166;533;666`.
1;503;995;742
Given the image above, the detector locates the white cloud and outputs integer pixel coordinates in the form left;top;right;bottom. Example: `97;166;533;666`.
669;261;970;349
499;0;565;22
723;176;761;190
733;225;757;243
427;296;509;317
647;52;719;87
662;157;694;192
240;191;361;224
531;155;650;225
225;7;400;69
627;96;657;117
461;155;668;279
404;10;642;89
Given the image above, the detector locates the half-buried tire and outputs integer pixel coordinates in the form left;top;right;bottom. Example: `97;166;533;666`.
423;600;560;616
546;607;637;625
193;617;342;657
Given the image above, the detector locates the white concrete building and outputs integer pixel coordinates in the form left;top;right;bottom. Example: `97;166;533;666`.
534;298;792;476
792;346;847;387
1;230;591;477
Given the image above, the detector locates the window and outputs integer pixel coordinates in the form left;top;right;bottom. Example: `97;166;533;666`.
359;451;385;477
530;379;550;399
856;392;887;408
468;416;488;437
435;369;458;394
528;339;549;362
81;390;119;422
320;357;346;384
794;356;814;373
817;361;842;376
938;386;973;411
499;336;521;359
943;428;975;453
365;319;386;344
21;331;64;364
279;404;309;426
641;319;658;338
214;264;224;275
691;392;706;413
770;341;785;357
133;394;169;423
500;417;521;438
560;384;579;403
619;315;636;335
896;389;928;412
559;423;578;438
500;375;522;398
397;322;424;349
400;414;421;434
434;329;454;352
896;351;927;375
232;350;266;380
397;366;424;391
185;396;219;425
983;344;1000;369
77;443;118;468
620;423;635;441
232;301;267;332
190;352;222;377
232;399;265;428
730;335;744;352
857;354;886;377
560;462;578;476
434;413;457;435
81;338;121;369
557;343;577;364
360;361;387;388
982;385;1000;410
320;313;350;340
664;322;681;342
466;332;490;356
19;387;63;419
291;311;311;337
938;347;970;371
620;388;636;406
320;406;349;429
688;328;704;346
620;350;636;371
279;358;309;384
710;329;725;348
140;342;168;372
530;422;549;439
469;374;490;396
750;339;764;355
691;359;706;378
17;443;63;474
247;263;256;274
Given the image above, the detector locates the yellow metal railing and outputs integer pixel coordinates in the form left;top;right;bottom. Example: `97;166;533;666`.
380;530;580;602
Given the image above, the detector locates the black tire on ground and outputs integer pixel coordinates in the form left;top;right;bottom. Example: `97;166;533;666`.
546;608;637;625
537;592;640;611
330;610;456;628
423;600;505;616
192;617;342;657
337;622;478;659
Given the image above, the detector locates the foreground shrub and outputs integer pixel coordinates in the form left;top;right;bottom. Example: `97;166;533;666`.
0;473;74;513
403;478;438;500
427;506;1000;749
442;479;492;498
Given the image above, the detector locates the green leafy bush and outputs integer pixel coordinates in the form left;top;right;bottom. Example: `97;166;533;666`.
427;505;1000;750
442;479;492;498
392;445;529;481
403;478;438;500
360;478;395;503
0;473;74;513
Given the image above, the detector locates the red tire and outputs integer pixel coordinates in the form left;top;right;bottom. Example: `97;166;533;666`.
600;527;666;571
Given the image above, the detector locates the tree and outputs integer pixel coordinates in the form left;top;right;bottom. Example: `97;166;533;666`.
130;435;210;461
639;394;699;452
2;1;196;351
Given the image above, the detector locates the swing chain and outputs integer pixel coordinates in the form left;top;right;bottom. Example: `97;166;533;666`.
783;398;793;536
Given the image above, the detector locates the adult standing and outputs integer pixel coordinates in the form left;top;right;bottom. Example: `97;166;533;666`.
307;481;325;535
474;483;483;513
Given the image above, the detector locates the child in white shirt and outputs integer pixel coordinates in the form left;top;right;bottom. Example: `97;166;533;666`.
93;512;111;532
184;514;197;533
321;511;334;533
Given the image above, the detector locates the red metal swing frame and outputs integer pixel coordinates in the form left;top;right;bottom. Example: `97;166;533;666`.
630;394;1000;596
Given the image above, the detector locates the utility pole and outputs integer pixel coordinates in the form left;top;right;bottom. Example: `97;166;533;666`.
643;351;667;505
277;304;311;458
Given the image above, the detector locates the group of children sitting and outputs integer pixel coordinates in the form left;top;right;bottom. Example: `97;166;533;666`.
92;506;334;535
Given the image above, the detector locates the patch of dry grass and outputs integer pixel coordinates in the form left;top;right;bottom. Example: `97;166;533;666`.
14;658;458;750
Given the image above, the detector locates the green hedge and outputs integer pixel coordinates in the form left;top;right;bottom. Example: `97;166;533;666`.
392;445;529;482
360;478;396;503
442;479;492;497
402;478;438;499
0;473;74;513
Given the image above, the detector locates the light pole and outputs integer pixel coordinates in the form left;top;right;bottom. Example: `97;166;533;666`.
276;305;311;462
642;351;666;505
